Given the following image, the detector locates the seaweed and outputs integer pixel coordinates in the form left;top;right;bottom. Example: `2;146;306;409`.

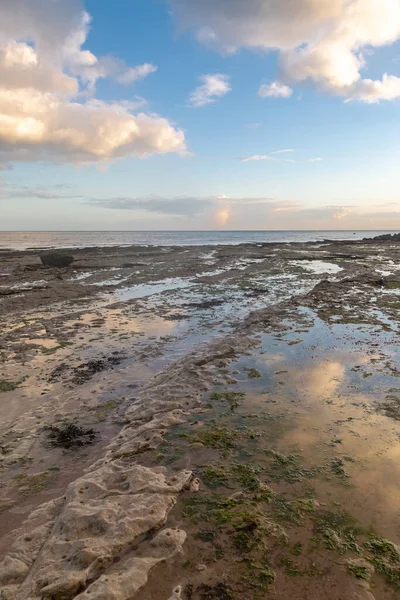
43;421;97;449
210;391;245;412
0;379;19;392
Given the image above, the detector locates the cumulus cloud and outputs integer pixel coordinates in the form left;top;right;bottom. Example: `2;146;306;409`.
0;1;185;165
170;0;400;103
258;81;293;98
189;74;231;107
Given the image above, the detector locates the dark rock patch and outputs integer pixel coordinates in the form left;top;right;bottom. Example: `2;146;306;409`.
40;252;74;268
43;422;97;449
196;583;233;600
244;287;268;298
365;233;400;242
184;299;226;310
49;355;125;385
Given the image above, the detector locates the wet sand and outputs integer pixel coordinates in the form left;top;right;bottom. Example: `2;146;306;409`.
0;238;400;599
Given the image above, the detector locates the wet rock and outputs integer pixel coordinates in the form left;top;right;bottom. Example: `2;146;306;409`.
49;355;125;385
71;356;124;385
196;583;234;600
377;392;400;420
184;299;226;310
244;287;268;297
165;313;190;321
366;232;400;242
40;251;74;268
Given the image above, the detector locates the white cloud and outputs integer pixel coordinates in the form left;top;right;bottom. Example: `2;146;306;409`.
117;63;158;85
0;89;186;163
245;122;263;129
343;74;400;103
0;1;185;165
0;41;78;95
240;155;274;162
170;0;400;103
239;152;322;163
189;73;231;107
258;81;293;99
270;149;295;154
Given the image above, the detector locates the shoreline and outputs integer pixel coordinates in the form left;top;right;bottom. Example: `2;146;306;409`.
1;230;398;252
1;237;400;599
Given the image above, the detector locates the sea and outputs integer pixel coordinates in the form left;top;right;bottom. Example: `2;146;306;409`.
0;230;397;250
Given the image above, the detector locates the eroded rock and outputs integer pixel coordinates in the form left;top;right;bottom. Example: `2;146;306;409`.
0;464;191;599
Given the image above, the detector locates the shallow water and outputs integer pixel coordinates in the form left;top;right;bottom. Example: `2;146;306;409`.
290;259;343;274
135;309;400;600
113;277;194;300
230;311;400;536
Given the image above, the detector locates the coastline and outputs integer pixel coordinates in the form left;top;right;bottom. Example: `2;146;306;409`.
1;229;399;251
1;237;400;599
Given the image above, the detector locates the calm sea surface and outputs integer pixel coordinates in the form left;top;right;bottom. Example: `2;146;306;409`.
0;230;397;250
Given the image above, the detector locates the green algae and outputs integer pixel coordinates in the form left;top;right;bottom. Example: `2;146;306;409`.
242;562;276;590
14;472;52;497
312;510;363;555
245;368;262;379
231;462;262;491
0;378;24;392
210;390;245;411
41;341;73;354
281;556;323;577
184;425;240;455
384;280;400;289
346;562;371;580
201;464;230;488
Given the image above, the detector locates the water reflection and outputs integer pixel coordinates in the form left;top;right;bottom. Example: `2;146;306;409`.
237;316;400;537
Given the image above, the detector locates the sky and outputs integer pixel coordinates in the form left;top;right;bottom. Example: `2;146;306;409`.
1;0;400;231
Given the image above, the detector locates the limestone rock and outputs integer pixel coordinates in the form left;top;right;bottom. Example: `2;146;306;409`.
0;464;191;599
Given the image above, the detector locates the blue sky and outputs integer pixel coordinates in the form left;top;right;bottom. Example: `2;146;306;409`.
1;0;400;230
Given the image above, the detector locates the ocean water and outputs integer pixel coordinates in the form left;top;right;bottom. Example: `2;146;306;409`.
0;230;397;250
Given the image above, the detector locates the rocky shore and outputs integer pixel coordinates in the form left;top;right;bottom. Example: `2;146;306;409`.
0;236;400;599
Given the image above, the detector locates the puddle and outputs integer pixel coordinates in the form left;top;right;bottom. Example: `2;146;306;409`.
0;280;48;291
113;277;194;301
70;271;96;281
230;311;400;535
136;310;400;600
25;338;60;349
290;260;343;274
199;250;217;265
93;276;130;287
233;257;266;270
